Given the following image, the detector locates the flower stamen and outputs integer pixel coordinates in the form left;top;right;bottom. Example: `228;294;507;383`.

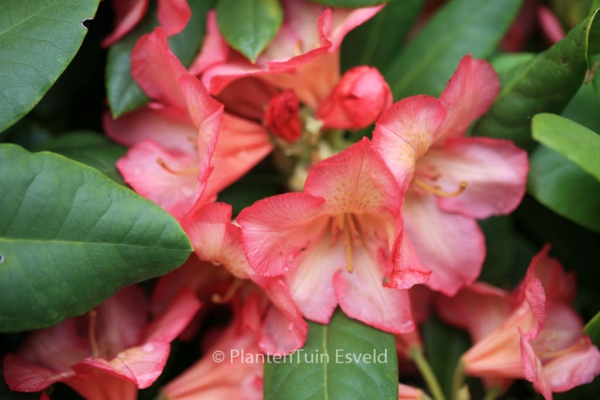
88;310;100;358
413;178;468;198
156;158;198;176
212;278;243;304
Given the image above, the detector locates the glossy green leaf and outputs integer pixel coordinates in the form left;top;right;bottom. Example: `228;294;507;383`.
532;113;600;181
0;0;100;133
264;309;398;400
311;0;389;6
0;144;192;332
385;0;521;99
584;311;600;347
216;0;282;62
561;82;600;134
35;131;127;185
341;0;425;71
528;145;600;233
475;11;600;148
106;0;212;118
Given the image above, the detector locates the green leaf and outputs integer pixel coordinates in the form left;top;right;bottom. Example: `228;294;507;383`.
562;81;600;134
0;144;192;332
216;0;283;63
385;0;521;99
35;131;127;185
475;10;600;148
264;309;398;400
584;311;600;347
311;0;389;7
0;0;100;133
341;0;426;72
106;0;212;118
532;113;600;181
527;145;600;233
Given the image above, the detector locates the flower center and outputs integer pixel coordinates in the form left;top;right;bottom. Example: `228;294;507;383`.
410;164;467;197
331;213;365;274
533;329;588;362
212;278;243;304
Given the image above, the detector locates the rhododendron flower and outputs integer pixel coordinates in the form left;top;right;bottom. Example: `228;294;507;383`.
179;201;308;355
238;139;417;333
437;246;600;399
103;28;272;219
3;286;200;400
372;55;528;295
103;0;191;47
160;300;263;400
264;89;303;142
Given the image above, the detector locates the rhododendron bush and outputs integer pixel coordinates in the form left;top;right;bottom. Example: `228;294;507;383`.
3;0;600;399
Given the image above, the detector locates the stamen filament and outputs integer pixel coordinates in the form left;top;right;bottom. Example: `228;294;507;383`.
342;214;354;274
413;178;468;198
212;278;244;304
542;338;587;359
156;158;198;176
88;310;100;358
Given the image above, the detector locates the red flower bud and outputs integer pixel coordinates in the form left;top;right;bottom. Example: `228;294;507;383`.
316;66;392;129
264;90;302;143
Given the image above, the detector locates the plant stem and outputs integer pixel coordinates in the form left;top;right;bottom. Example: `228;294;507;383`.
408;346;446;400
483;386;501;400
450;360;465;400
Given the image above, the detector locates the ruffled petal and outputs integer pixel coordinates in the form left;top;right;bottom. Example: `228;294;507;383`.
520;331;553;400
542;337;600;394
372;95;447;191
3;353;74;392
386;231;431;290
435;55;500;142
404;193;485;296
238;193;327;277
420;137;528;219
63;366;138;400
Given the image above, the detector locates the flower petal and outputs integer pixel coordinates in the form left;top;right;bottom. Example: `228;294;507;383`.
386;231;432;290
189;11;230;75
520;331;553;400
421;137;528;219
305;138;402;217
372;95;447;191
335;246;414;334
3;353;74;392
143;287;201;343
102;0;148;47
157;0;191;36
238;193;327;277
63;366;138;400
404;193;485;296
435;55;500;142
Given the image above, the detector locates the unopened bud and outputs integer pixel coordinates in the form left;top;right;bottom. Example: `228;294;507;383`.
264;90;302;143
316;66;393;129
316;66;392;129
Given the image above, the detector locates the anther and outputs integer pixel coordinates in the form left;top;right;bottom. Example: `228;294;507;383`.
212;279;244;304
413;178;468;198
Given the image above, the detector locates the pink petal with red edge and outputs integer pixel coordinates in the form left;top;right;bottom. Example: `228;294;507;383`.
335;246;414;334
520;331;553;400
284;230;345;324
386;231;431;290
238;192;327;277
305;138;402;217
372;95;447;192
64;365;138;400
435;282;512;343
116;140;201;219
404;193;485;296
143;287;201;343
253;276;308;355
157;0;191;36
421;137;528;219
514;245;576;305
102;0;148;47
3;354;74;392
103;108;196;149
131;28;188;110
189;11;229;75
435;55;500;142
76;340;171;389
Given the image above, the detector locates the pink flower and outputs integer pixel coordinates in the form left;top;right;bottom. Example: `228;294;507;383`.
264;89;303;143
103;0;191;47
180;202;308;355
103;28;273;220
237;138;416;333
372;55;529;296
438;246;600;399
3;286;200;400
316;66;392;129
160;300;263;400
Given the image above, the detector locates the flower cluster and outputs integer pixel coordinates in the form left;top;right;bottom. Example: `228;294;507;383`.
3;1;598;399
